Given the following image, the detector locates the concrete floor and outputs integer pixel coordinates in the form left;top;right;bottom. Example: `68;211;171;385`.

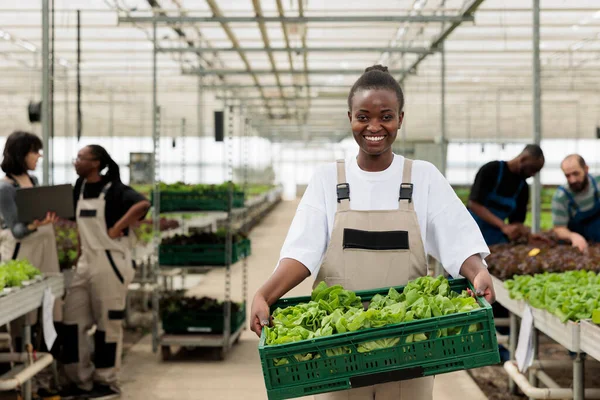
119;200;488;400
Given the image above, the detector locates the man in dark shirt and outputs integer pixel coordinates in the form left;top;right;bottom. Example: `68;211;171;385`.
468;144;545;245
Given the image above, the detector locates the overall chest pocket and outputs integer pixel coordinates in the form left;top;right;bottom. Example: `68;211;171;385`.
340;229;412;289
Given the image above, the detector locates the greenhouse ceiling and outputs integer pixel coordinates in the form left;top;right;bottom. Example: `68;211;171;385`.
0;0;599;142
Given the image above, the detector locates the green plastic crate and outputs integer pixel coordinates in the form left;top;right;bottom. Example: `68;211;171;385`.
258;279;499;400
159;238;251;266
162;303;246;334
152;190;245;212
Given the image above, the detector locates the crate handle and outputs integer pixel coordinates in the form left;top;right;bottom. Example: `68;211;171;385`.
350;367;424;388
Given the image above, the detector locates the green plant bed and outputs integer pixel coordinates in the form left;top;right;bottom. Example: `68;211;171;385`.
259;278;499;400
159;238;251;266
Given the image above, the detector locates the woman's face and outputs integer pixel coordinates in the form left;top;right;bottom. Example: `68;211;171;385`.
25;150;41;171
348;89;403;156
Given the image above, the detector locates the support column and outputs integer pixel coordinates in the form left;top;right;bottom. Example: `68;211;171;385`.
42;0;50;185
531;0;542;233
440;42;447;176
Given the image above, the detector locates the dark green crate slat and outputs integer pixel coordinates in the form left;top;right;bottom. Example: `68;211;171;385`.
258;278;500;400
162;304;246;334
159;239;252;266
151;191;245;212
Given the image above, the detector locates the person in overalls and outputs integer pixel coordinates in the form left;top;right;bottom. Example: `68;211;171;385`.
468;145;545;246
552;154;600;252
467;145;544;362
0;131;61;397
60;145;150;400
250;65;495;400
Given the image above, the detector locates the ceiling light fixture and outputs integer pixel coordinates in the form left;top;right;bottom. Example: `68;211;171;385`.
594;10;600;19
571;25;580;31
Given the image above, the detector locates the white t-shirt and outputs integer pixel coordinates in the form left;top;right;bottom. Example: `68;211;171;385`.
277;154;490;279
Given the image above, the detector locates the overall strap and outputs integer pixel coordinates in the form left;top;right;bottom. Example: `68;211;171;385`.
492;161;505;194
399;158;414;211
100;182;113;199
336;160;350;212
80;180;87;200
559;186;579;216
590;175;599;204
514;180;525;201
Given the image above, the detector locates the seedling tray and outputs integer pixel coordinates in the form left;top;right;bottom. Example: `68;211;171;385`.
159;238;251;266
258;278;499;400
162;304;246;335
153;190;245;212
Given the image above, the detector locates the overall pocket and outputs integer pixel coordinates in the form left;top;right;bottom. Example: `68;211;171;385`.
341;229;412;290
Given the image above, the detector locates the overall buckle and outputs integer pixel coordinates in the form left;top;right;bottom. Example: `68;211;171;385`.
337;183;350;203
399;183;413;203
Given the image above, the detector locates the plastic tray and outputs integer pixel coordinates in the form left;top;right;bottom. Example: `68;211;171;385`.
153;190;245;212
258;279;500;400
162;304;246;335
159;238;251;266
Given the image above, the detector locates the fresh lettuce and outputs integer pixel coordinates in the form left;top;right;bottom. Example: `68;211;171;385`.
265;276;481;364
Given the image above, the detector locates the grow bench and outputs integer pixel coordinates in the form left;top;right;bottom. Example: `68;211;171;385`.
492;275;600;400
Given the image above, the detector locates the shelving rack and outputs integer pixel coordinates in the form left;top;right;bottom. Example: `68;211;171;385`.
150;100;250;360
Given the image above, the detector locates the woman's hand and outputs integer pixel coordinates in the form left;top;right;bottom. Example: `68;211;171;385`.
250;292;272;337
108;226;124;239
460;254;496;304
28;212;58;230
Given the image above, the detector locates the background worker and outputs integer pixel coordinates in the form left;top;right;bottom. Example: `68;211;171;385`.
250;65;494;400
0;131;61;397
60;145;150;400
552;154;600;252
468;144;545;245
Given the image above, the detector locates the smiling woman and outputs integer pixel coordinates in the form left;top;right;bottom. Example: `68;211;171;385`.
250;64;495;400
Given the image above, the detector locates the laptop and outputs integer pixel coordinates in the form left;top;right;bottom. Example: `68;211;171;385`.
16;184;75;223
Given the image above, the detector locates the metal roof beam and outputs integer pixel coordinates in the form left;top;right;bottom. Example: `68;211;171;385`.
298;0;310;125
118;14;475;24
252;0;289;117
183;68;410;76
275;0;302;123
157;46;436;54
204;0;272;116
399;0;486;82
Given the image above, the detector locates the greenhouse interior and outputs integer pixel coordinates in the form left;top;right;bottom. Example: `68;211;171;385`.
1;1;600;400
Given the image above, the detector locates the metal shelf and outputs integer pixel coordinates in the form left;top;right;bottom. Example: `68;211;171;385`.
0;274;65;327
160;321;245;348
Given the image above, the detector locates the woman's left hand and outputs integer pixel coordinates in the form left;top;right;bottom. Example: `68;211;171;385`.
470;269;496;304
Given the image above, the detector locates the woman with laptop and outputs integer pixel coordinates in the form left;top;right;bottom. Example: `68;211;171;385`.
0;130;62;397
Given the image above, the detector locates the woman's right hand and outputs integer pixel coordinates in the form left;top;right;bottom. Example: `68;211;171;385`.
29;212;58;230
250;292;272;337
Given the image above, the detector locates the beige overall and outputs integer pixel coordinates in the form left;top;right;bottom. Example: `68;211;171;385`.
63;181;135;390
1;224;62;324
313;159;434;400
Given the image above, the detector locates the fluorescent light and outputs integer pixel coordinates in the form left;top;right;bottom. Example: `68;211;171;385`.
571;42;584;51
594;10;600;19
580;18;589;25
340;61;349;69
16;39;36;52
571;25;580;31
413;0;425;10
396;26;407;39
59;59;69;67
